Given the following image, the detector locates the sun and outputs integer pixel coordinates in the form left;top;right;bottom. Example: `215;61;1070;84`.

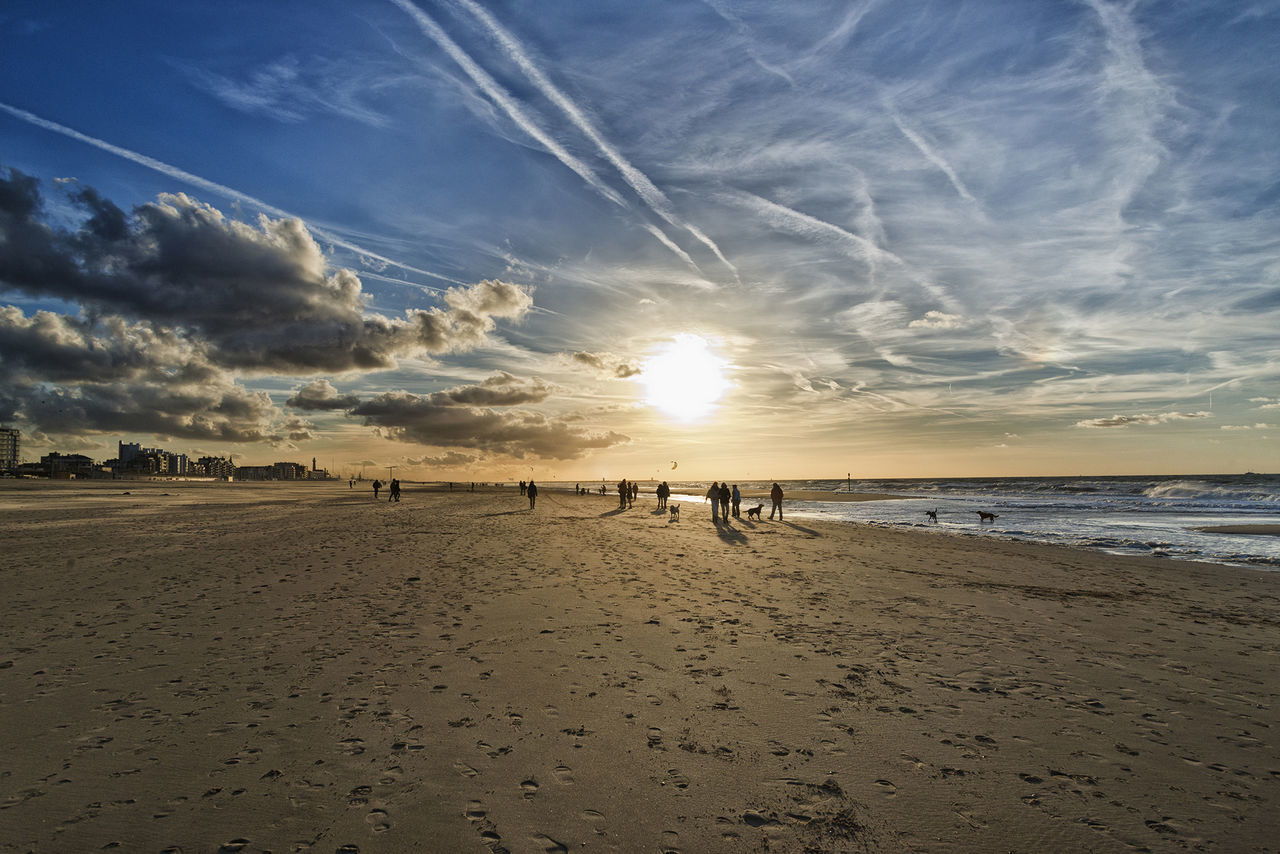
641;334;729;420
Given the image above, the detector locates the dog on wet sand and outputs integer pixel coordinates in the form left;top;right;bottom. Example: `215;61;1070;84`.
976;511;999;523
668;504;680;523
925;509;938;522
745;504;764;520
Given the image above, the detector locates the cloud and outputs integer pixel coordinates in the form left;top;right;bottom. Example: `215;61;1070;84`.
174;53;410;127
0;103;459;284
0;167;532;374
569;351;641;378
350;373;627;459
286;379;362;411
909;311;965;330
1220;423;1274;431
12;377;281;443
404;451;479;468
1075;411;1213;428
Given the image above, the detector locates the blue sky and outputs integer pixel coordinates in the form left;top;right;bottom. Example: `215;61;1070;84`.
1;0;1277;480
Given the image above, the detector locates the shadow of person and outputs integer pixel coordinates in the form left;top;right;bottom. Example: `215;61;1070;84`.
598;507;627;518
715;523;748;545
481;509;531;518
780;520;823;537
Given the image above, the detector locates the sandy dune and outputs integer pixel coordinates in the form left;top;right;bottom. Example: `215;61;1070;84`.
1;481;1276;852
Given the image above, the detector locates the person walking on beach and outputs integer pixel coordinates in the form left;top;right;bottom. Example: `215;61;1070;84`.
706;482;720;522
629;481;638;507
389;479;401;502
731;484;741;518
372;479;382;500
718;482;731;522
656;481;669;509
527;479;538;509
618;478;628;509
769;482;784;520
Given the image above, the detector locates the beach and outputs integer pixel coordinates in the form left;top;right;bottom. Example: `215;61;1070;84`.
1;481;1277;853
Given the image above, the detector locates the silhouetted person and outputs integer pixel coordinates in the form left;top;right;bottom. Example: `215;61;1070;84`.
706;482;720;522
731;484;741;518
718;482;730;521
372;479;382;500
389;479;401;502
770;482;784;520
527;479;538;509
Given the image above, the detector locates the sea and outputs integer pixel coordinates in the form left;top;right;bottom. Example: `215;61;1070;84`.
647;473;1280;570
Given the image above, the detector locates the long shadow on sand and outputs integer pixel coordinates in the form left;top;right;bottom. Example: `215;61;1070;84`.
713;520;749;545
598;507;628;518
481;509;533;517
779;520;823;537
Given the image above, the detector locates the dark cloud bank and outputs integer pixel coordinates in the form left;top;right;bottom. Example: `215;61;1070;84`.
0;165;626;459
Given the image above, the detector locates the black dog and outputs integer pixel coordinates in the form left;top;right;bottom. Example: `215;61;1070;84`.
745;504;764;520
925;509;938;522
976;511;999;523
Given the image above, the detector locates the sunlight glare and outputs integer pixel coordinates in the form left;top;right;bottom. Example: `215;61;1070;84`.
641;334;729;420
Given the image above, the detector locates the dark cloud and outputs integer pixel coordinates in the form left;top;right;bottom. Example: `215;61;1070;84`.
0;166;533;374
0;166;550;453
14;378;279;443
404;451;478;468
0;307;215;385
351;374;627;460
570;350;641;378
286;379;362;411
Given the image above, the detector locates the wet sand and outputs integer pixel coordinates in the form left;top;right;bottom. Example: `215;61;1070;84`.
1;480;1277;852
1193;524;1280;537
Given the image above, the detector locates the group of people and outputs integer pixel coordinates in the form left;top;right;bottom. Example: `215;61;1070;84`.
704;481;784;522
371;478;401;502
616;478;639;509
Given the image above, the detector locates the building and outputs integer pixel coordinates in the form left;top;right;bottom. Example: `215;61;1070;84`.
40;452;100;478
195;456;236;479
0;426;18;473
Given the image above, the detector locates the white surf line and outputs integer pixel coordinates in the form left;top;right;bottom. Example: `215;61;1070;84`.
385;0;626;209
451;0;740;282
0;100;464;286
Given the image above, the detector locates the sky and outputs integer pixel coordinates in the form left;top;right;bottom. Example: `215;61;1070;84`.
1;0;1278;481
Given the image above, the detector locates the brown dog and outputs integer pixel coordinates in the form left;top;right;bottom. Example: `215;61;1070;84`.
976;511;999;523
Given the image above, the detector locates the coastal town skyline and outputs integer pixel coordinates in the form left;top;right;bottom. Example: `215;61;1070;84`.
2;1;1278;480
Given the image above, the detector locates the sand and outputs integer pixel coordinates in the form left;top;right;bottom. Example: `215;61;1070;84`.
1;480;1277;853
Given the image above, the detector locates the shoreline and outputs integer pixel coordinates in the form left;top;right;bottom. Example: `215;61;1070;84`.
2;482;1277;851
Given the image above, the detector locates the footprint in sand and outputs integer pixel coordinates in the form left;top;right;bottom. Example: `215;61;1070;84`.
552;765;575;785
531;834;568;853
647;727;665;749
520;779;540;799
581;809;607;832
453;762;479;778
365;808;390;833
659;829;681;853
874;779;897;797
464;801;487;822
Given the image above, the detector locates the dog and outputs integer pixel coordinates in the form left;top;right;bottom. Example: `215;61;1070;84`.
668;504;680;523
925;508;938;522
745;504;764;520
976;511;999;523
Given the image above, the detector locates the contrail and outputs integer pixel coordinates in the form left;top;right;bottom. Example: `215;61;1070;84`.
385;0;626;208
882;97;978;205
0;100;464;285
722;188;901;267
449;0;739;280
